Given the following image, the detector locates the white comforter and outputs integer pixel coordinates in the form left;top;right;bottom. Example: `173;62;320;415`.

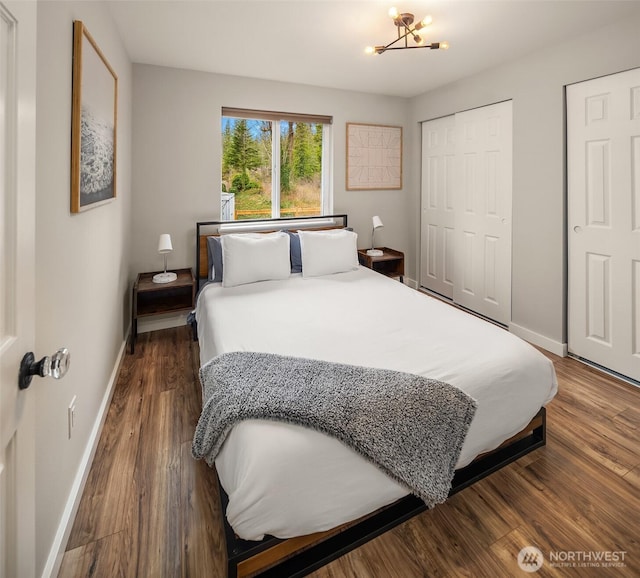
195;267;557;540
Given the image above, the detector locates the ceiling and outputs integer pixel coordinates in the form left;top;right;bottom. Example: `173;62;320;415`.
107;0;640;98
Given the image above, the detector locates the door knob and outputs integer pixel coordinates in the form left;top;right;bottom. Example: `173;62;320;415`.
18;348;70;390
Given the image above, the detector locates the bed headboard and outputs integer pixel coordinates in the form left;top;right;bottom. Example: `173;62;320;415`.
196;214;349;287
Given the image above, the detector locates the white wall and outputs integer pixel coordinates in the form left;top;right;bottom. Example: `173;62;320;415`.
35;2;132;575
407;9;640;352
131;65;409;284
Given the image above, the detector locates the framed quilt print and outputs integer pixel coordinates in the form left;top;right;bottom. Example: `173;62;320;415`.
346;123;402;190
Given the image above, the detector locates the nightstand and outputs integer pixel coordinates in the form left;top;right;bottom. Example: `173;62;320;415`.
130;268;195;353
358;248;404;282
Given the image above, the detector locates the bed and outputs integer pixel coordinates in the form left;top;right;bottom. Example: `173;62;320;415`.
191;215;558;577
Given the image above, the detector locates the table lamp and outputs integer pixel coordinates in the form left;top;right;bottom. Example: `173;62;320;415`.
366;216;384;257
152;234;178;283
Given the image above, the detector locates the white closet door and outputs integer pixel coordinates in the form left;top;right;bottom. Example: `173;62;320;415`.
453;101;513;325
420;115;456;298
567;68;640;381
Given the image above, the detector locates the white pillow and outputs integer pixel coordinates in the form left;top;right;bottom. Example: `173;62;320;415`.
222;232;291;287
299;229;359;278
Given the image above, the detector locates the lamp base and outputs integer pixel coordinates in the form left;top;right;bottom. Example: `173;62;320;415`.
152;271;177;284
366;249;384;257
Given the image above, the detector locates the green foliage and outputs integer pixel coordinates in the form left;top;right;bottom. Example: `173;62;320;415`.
280;161;291;193
292;122;319;180
230;172;259;194
228;119;260;175
280;122;294;193
221;123;233;181
234;189;273;219
313;123;323;167
222;116;323;218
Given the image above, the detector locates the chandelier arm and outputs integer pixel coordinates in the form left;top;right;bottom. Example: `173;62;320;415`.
380;44;442;51
380;26;416;51
399;21;413;47
382;45;431;51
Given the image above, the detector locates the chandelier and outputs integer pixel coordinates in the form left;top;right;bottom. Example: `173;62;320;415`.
365;7;449;55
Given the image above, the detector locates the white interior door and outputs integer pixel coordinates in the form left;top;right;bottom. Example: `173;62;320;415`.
420;115;455;298
453;101;512;325
567;68;640;382
0;2;37;577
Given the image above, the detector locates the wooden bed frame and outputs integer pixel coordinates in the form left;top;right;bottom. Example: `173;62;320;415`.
193;215;549;578
195;214;349;290
221;409;546;578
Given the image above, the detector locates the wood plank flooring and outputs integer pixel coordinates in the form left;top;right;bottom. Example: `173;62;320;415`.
58;326;640;577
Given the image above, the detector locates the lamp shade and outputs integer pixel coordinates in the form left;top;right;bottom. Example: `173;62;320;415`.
153;233;178;284
157;234;173;254
366;216;385;257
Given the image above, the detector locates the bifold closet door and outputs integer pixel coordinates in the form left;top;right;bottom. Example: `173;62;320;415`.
420;101;513;326
420;115;456;299
453;102;512;325
567;68;640;381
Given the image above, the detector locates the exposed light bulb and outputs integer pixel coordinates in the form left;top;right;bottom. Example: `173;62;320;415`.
440;41;450;50
415;15;433;31
365;46;376;55
414;34;424;45
388;6;399;19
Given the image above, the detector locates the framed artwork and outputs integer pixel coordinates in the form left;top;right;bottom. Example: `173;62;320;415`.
346;123;402;190
71;20;118;213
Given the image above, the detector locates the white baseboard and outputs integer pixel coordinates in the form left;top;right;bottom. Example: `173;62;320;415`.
509;322;568;357
41;337;127;578
405;277;418;289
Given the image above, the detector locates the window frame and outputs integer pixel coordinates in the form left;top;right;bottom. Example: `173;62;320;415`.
221;107;333;220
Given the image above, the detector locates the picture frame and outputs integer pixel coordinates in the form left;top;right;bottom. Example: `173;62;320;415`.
71;20;118;213
346;122;402;190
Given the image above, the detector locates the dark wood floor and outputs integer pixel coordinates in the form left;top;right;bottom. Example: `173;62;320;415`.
58;326;640;577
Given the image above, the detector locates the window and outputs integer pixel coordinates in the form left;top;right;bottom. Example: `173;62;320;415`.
221;108;332;220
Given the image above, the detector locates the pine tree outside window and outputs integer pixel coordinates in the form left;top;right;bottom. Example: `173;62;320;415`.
221;108;332;220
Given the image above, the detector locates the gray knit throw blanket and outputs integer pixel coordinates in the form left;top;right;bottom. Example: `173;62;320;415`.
192;351;477;507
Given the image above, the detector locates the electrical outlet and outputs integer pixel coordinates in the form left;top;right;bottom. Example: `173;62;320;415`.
68;396;77;439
